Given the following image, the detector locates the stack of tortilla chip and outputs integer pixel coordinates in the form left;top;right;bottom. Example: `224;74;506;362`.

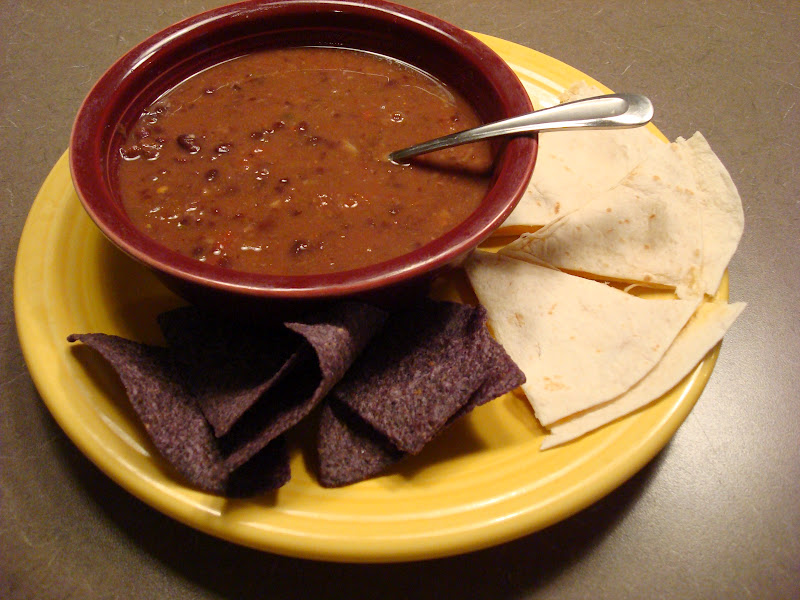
69;299;524;492
69;301;388;495
467;82;745;447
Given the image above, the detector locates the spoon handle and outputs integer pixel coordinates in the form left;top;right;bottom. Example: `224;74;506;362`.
389;93;654;163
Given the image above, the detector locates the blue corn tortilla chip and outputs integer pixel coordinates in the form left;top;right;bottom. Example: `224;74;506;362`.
226;436;291;497
317;399;405;488
329;300;525;456
317;300;525;487
450;334;527;419
188;301;388;472
157;306;303;437
66;333;290;495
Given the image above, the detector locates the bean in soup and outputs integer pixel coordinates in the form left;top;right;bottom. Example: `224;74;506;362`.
116;47;494;275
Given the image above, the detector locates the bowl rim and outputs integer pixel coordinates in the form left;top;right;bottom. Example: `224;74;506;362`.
69;0;537;299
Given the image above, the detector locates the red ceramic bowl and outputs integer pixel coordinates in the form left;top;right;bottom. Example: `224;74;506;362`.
70;0;537;318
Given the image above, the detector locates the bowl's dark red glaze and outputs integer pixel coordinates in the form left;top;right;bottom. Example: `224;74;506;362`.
70;0;537;319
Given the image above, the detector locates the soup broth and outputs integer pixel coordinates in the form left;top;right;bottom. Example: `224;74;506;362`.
116;46;494;275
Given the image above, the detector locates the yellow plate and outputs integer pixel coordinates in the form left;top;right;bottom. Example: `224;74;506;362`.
14;34;723;563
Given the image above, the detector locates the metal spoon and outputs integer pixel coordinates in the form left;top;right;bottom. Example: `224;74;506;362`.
388;93;654;163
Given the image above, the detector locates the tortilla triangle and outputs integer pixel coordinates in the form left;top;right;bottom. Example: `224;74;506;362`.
540;300;744;448
502;140;706;298
675;132;745;296
464;251;699;426
501;129;743;300
502;82;662;229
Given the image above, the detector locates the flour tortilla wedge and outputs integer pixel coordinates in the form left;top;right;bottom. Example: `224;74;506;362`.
674;132;744;296
502;130;743;299
502;140;706;298
464;251;700;425
540;300;745;448
502;82;662;229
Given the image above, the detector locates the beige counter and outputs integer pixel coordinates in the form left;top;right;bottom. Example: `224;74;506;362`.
2;1;798;598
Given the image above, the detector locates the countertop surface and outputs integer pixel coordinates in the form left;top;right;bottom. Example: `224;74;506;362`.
2;1;798;598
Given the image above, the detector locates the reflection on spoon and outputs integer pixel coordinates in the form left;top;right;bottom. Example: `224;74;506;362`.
388;93;654;164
